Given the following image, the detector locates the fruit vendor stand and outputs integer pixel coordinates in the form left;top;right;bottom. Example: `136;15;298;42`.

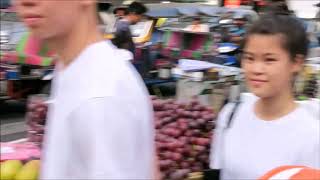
0;94;48;179
0;33;55;101
0;91;218;180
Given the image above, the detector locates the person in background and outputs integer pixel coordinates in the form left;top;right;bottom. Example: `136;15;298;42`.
210;14;320;180
15;0;156;179
112;1;147;54
306;22;320;48
113;7;127;19
229;15;247;44
97;2;113;33
184;17;209;33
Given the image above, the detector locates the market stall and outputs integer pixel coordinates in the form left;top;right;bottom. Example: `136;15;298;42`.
0;33;54;101
1;4;319;180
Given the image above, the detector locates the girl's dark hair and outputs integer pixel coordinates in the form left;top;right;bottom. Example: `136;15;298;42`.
243;14;309;59
127;2;148;15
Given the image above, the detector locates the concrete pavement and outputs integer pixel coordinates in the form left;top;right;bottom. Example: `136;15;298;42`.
0;101;27;142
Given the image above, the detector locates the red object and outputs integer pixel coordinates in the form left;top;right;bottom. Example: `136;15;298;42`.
258;0;267;6
259;166;320;180
224;0;241;7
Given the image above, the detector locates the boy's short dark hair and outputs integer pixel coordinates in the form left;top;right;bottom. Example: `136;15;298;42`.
127;2;148;15
244;14;309;59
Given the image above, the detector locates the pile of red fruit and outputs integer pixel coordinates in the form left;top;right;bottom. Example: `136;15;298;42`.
25;95;48;146
152;96;216;180
25;95;216;179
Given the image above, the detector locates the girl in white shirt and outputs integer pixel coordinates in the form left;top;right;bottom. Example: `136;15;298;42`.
210;14;320;179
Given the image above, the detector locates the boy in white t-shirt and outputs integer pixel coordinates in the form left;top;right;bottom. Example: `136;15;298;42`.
210;14;320;179
15;0;155;179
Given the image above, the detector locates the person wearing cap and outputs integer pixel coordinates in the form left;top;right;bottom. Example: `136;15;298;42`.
112;1;147;54
229;15;247;44
113;7;127;19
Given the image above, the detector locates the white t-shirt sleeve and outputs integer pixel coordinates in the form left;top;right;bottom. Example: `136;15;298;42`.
296;129;320;168
209;103;235;169
67;97;154;179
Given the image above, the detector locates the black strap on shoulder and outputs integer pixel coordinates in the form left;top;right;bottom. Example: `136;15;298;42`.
226;98;241;129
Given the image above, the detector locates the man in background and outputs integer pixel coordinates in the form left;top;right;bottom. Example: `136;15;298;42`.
229;15;247;44
112;1;148;54
113;7;127;19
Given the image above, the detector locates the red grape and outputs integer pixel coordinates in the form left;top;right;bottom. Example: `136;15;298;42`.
152;97;216;178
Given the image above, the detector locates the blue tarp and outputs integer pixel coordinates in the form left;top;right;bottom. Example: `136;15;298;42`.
199;6;227;16
146;7;180;18
177;6;200;16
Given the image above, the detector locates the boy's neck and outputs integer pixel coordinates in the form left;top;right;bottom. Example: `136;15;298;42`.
254;89;297;121
46;16;104;68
